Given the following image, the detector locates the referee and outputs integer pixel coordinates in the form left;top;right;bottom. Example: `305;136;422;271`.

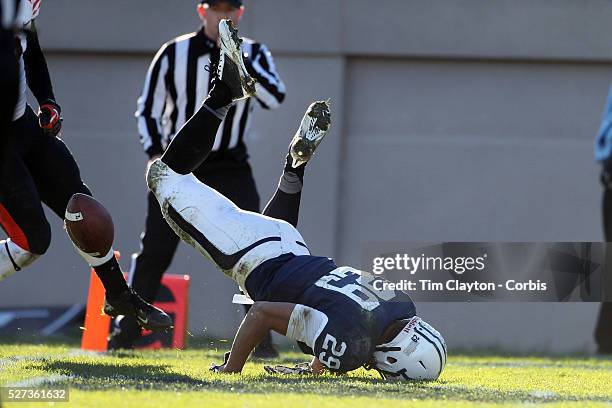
109;0;285;356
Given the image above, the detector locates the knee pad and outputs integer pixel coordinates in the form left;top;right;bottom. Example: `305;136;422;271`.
0;238;40;281
146;159;164;193
146;159;182;196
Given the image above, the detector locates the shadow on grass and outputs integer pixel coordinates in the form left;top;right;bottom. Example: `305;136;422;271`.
450;346;612;360
0;334;79;347
37;361;210;390
30;360;611;404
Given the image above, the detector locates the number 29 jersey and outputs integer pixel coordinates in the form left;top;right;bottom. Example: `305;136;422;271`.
245;254;417;372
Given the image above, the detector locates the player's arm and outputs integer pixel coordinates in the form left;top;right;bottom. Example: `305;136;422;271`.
23;21;61;136
215;302;329;374
244;43;285;109
23;21;55;104
218;301;294;373
136;43;171;159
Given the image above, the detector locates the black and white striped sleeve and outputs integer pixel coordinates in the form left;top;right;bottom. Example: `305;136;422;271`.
246;43;286;110
135;42;171;158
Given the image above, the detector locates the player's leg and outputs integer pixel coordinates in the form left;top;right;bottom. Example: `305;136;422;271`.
261;155;304;228
159;78;232;174
108;192;181;349
262;101;331;227
0;124;50;281
22;107;127;295
147;20;307;287
160;20;255;175
23;108;171;330
146;19;265;265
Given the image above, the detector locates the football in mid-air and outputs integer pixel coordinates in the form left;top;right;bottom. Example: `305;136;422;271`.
64;193;114;256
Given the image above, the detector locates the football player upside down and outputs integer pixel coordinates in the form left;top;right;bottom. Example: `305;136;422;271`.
146;19;446;380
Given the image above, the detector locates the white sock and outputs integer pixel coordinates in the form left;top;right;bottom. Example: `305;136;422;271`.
74;246;114;267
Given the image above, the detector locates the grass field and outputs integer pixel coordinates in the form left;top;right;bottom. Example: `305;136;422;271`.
0;341;610;407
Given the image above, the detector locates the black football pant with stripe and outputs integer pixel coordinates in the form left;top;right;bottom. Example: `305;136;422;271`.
0;106;91;255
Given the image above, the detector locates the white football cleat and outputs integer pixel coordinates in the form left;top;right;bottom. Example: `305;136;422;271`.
217;19;256;101
0;239;39;282
289;100;332;168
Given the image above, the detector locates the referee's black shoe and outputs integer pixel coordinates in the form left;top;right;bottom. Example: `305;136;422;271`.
217;19;256;101
104;288;173;332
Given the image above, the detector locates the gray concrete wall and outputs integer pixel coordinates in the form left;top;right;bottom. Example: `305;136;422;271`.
1;0;610;353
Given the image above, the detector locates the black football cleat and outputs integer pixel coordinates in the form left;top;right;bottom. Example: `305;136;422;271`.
107;329;135;351
103;288;173;332
107;316;142;350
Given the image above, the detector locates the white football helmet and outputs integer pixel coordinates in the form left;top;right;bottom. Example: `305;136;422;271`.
372;316;446;381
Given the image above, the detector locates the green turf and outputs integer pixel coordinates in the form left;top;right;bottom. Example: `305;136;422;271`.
0;342;610;407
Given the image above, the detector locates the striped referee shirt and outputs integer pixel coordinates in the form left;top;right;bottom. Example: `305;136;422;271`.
136;29;285;158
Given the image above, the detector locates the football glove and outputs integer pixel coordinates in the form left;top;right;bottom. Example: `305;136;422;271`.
263;362;314;375
209;351;231;373
38;100;62;137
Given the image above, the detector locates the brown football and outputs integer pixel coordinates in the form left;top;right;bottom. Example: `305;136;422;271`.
64;193;114;256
